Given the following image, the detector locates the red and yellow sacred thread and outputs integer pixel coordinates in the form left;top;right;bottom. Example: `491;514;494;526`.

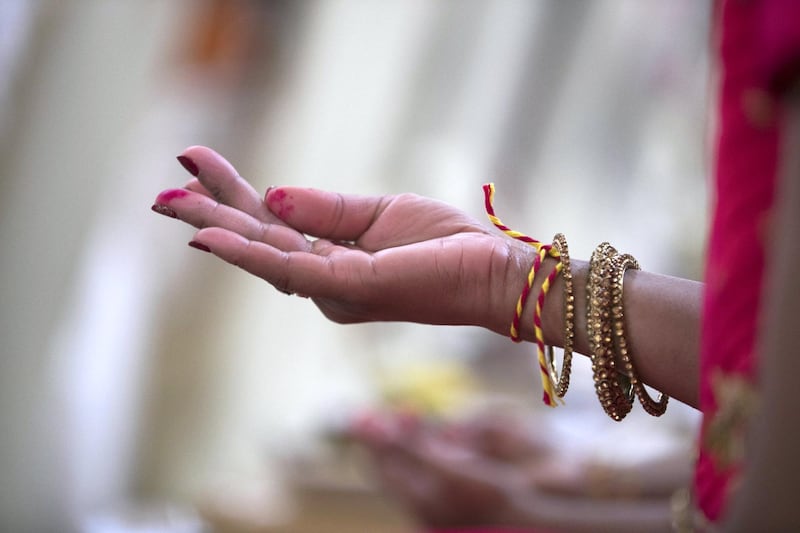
511;248;545;341
483;183;548;248
482;183;562;407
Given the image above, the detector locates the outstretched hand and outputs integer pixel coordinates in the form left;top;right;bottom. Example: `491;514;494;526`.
152;146;530;334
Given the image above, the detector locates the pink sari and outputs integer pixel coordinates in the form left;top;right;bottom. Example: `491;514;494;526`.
696;0;800;523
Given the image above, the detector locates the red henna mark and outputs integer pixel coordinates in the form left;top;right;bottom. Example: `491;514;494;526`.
277;204;295;218
267;188;294;219
269;189;287;201
155;188;189;204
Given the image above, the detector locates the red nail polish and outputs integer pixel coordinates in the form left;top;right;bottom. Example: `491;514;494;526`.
151;204;177;218
188;241;211;252
177;155;199;177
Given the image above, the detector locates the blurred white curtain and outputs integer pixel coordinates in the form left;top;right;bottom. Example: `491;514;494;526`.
0;1;199;530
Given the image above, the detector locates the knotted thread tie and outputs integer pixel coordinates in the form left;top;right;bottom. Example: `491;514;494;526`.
483;183;562;407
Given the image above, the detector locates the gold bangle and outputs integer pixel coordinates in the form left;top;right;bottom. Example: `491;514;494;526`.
547;233;574;398
587;242;633;421
610;253;669;416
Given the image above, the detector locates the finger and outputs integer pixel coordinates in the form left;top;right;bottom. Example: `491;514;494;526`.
529;459;588;497
183;178;212;197
349;411;394;446
179;145;280;224
376;452;437;506
266;186;392;241
404;435;525;497
190;227;365;296
359;429;440;504
350;410;424;447
153;188;309;252
461;414;545;461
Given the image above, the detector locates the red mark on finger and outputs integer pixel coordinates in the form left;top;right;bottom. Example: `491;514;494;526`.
269;188;287;201
266;188;294;219
156;188;189;204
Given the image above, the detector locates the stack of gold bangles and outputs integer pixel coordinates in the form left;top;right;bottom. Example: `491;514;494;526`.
548;238;669;421
482;184;668;420
548;237;669;420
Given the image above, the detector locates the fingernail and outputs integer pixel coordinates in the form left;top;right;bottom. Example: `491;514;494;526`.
177;155;199;177
265;186;274;201
151;204;177;218
188;241;211;253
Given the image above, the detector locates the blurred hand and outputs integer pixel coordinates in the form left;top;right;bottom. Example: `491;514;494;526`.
347;410;623;529
152;146;531;334
349;412;530;528
456;410;552;464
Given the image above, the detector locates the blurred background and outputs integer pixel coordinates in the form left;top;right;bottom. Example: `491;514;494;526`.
0;1;710;531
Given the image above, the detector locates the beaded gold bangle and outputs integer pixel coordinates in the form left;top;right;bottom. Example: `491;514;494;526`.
546;233;574;398
587;243;633;421
610;253;669;416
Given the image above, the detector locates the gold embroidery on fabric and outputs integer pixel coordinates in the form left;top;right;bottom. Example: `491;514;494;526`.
704;371;760;468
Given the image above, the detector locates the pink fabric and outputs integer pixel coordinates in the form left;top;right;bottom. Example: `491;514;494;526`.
761;0;800;94
696;0;800;523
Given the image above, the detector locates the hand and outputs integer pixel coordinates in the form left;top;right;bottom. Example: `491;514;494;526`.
455;410;552;464
348;410;670;530
349;412;530;528
152;146;532;334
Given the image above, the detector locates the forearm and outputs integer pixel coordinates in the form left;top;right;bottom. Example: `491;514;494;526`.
500;245;702;408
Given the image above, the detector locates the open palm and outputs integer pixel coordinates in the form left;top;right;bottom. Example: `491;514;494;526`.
153;146;526;334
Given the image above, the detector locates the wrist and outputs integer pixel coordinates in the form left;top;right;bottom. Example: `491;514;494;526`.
486;242;539;338
496;242;589;354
